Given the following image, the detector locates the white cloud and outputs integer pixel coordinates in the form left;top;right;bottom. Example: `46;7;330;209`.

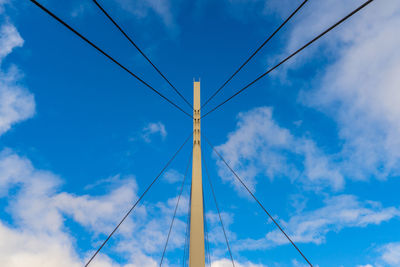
215;106;343;193
54;179;138;235
141;121;167;143
211;258;267;267
292;259;315;267
0;148;138;235
70;3;88;18
0;148;193;266
280;0;366;53
363;242;400;267
206;210;235;249
280;0;400;181
163;169;183;184
267;195;400;245
114;0;179;32
379;242;400;266
0;22;23;62
216;0;400;187
0;67;35;136
0;22;35;136
0;149;130;266
235;195;400;251
0;222;82;267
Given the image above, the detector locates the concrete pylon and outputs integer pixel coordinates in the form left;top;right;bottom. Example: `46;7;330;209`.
189;80;205;267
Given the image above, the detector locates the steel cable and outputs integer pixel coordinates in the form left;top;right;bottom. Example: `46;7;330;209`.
160;149;193;266
203;135;313;266
92;0;193;109
29;0;192;119
201;0;309;109
202;0;374;119
84;133;192;266
202;149;235;267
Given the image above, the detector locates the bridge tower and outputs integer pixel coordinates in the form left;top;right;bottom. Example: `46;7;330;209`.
189;80;206;267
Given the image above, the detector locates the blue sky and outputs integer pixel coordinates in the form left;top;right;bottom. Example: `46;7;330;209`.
0;0;400;266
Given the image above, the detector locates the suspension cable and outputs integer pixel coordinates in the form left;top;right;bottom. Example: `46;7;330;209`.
202;148;235;267
84;133;192;266
160;149;193;266
201;0;309;109
203;183;212;267
29;0;192;119
202;0;374;119
203;135;313;267
92;0;193;109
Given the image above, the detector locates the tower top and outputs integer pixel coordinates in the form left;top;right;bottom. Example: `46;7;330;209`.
193;81;201;111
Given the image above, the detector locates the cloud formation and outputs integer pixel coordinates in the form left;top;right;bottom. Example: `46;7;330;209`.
0;148;267;266
215;0;400;193
298;0;400;181
0;21;35;136
256;0;400;182
114;0;179;32
235;194;400;251
266;195;400;246
215;106;343;192
163;169;184;184
0;149;133;267
141;121;167;143
379;242;400;266
0;148;191;266
211;258;266;267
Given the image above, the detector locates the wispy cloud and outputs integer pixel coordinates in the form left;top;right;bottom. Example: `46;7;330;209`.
0;21;35;136
378;242;400;266
0;22;23;62
0;148;192;266
295;0;400;180
0;149;129;266
359;241;400;267
0;12;188;267
234;194;400;251
211;258;267;267
141;121;167;143
70;3;88;18
215;106;343;193
163;169;184;184
275;0;400;181
114;0;180;34
206;210;235;249
215;0;400;193
266;195;400;245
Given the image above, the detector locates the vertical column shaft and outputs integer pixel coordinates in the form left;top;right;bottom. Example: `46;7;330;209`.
189;81;205;267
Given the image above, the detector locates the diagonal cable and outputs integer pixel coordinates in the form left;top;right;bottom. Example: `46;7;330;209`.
203;135;313;267
202;147;235;267
85;133;193;266
29;0;192;119
202;183;212;267
202;0;375;119
201;0;309;109
92;0;193;109
160;149;193;266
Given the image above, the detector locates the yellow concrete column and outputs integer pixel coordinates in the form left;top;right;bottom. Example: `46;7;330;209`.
189;80;205;267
